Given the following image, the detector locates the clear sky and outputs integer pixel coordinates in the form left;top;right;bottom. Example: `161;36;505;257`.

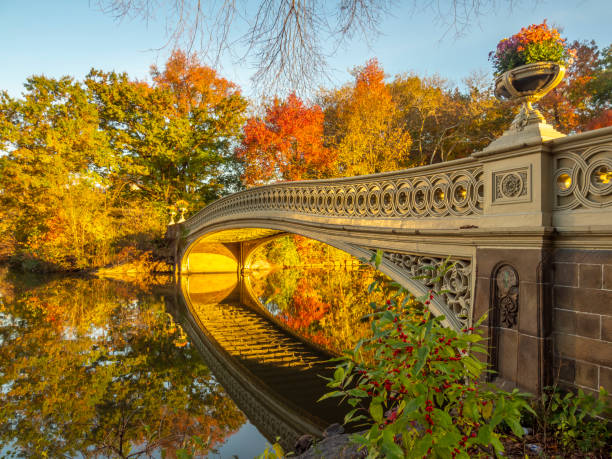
1;0;611;101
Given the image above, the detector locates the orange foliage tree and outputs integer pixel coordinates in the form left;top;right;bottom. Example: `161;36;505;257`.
539;40;612;132
236;93;335;186
322;58;412;176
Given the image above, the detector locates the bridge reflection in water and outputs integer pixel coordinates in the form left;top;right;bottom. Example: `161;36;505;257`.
165;272;349;451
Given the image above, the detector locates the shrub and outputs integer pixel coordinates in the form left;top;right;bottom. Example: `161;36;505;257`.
320;255;532;458
533;385;610;454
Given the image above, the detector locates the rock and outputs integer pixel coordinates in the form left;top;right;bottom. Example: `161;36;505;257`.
294;434;314;454
527;443;543;454
323;423;345;438
296;431;367;459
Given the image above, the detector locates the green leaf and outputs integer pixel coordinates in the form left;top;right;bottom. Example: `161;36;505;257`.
382;428;404;458
506;417;524;437
411;345;430;376
344;408;359;424
412;436;433;457
375;249;383;267
438;430;461;448
348;388;368;397
476;424;491;445
334;366;345;382
369;402;383;422
490;435;504;453
317;390;344;402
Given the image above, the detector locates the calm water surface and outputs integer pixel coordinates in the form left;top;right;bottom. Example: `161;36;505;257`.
0;265;382;458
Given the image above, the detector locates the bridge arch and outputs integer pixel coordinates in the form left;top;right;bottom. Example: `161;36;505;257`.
180;221;471;331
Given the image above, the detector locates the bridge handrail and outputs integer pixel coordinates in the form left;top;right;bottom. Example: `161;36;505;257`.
184;156;484;232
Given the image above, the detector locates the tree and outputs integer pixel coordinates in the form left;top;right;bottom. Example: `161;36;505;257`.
0;51;247;271
86;50;248;207
589;44;612;112
236;93;334;186
539;40;612;132
390;72;512;164
322;59;412;176
94;0;520;93
0;76;120;270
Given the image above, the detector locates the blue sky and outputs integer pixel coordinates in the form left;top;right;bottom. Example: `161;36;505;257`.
1;0;611;100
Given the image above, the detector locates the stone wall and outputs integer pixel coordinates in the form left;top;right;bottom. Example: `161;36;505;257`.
475;247;553;394
552;249;612;399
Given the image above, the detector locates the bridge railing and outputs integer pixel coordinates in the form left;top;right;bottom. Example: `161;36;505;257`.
184;125;611;234
184;156;485;232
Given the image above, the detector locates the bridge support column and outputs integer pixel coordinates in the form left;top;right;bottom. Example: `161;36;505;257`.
474;247;554;394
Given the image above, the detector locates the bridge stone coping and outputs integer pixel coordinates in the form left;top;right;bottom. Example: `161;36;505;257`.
170;125;612;395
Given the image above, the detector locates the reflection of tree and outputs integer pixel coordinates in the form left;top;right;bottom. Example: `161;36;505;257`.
251;266;391;353
0;275;245;458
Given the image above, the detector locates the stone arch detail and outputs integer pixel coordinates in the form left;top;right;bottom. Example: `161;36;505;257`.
371;249;473;330
493;263;520;329
489;262;520;379
178;222;474;331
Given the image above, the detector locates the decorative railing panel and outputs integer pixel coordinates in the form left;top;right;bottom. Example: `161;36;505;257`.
553;143;612;210
382;251;473;329
185;163;484;232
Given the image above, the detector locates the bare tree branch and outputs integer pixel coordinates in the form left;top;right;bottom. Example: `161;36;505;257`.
92;0;520;94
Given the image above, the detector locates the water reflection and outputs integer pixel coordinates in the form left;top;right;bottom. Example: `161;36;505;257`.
172;266;388;451
247;266;387;353
0;264;388;457
0;270;245;458
173;272;345;452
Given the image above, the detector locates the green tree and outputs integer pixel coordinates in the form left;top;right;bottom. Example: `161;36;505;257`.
86;50;248;208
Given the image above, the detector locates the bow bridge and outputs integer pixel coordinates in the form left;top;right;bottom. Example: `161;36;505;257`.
168;125;612;397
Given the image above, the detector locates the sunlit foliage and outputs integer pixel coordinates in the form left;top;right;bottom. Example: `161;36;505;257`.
322;59;412;176
539;40;612;132
0;274;245;457
87;50;247;205
237;93;335;186
0;51;247;271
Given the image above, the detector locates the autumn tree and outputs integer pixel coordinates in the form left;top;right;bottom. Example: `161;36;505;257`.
389;72;512;164
539;40;612;132
322;59;411;176
0;51;247;271
236;93;335;186
86;50;247;207
0;76;121;270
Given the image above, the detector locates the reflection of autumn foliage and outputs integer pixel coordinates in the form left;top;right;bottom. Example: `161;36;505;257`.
0;274;245;458
253;266;385;353
282;278;330;329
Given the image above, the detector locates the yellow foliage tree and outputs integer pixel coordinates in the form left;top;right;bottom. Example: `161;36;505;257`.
322;59;412;176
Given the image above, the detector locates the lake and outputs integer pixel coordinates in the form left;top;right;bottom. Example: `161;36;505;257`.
0;265;384;458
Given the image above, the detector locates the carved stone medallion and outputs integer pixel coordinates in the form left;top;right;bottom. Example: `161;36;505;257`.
501;173;522;197
495;265;519;328
492;167;530;204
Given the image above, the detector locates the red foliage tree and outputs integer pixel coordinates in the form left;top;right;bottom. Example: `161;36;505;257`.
585;109;612;130
236;93;336;186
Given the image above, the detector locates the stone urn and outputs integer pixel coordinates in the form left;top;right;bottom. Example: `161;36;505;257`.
494;62;565;130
